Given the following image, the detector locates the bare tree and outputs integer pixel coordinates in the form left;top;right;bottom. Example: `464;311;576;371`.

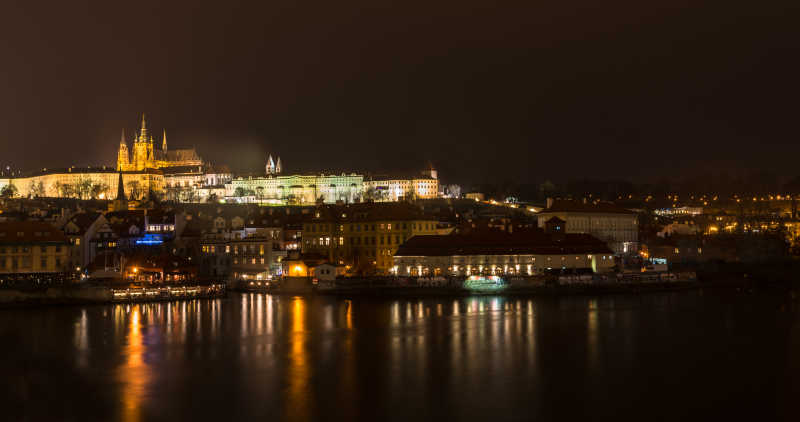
74;177;93;199
34;181;46;197
126;181;142;200
0;183;17;198
91;182;109;199
56;182;75;198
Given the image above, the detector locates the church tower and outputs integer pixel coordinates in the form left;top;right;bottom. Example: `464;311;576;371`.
162;129;167;151
117;129;130;171
276;156;282;174
266;155;276;175
109;172;129;212
132;113;150;170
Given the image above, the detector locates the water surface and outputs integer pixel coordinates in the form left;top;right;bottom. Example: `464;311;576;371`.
2;290;799;421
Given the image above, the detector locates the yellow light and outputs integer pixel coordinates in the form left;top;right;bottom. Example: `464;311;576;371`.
132;267;138;273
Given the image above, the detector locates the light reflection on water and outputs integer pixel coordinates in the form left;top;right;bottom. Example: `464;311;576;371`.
1;290;798;421
117;305;147;422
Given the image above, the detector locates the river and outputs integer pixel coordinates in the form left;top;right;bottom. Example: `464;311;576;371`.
1;290;799;421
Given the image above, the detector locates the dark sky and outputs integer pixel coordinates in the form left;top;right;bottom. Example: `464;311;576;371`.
1;1;798;185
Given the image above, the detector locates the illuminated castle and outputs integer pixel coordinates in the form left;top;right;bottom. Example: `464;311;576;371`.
117;114;203;171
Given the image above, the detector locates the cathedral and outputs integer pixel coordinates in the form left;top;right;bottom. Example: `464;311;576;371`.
117;114;203;171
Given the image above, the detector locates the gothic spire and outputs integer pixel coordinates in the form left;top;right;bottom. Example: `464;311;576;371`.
139;113;148;141
162;129;167;151
119;128;126;146
116;172;126;201
276;156;282;174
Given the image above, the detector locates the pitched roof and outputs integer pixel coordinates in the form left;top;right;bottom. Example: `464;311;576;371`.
312;202;436;223
63;212;102;235
156;148;201;162
0;221;68;244
542;199;636;215
394;231;612;257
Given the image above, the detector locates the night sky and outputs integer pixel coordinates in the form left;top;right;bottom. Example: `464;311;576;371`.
1;1;798;184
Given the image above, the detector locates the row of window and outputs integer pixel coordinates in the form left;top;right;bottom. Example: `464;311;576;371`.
306;235;407;247
201;244;267;255
306;222;434;233
1;257;62;270
232;258;267;265
0;246;63;254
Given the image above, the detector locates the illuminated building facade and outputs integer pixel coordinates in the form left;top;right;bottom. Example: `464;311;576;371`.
117;114;202;171
226;173;364;205
363;166;440;201
0;221;70;274
9;168;164;200
302;202;439;274
537;199;638;255
393;232;616;276
200;236;282;279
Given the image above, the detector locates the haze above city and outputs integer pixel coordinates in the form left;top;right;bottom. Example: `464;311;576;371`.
1;1;798;183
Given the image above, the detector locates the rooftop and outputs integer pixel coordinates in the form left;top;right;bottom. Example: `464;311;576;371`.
541;199;637;215
0;221;68;244
394;231;613;257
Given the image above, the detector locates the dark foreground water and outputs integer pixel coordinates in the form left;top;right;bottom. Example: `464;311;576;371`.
2;290;800;421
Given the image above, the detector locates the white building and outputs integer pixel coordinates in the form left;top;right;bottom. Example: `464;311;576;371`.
536;199;638;255
393;232;615;276
363;166;440;201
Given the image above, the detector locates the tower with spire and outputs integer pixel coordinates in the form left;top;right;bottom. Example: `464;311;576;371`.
131;113;152;170
116;113;203;171
116;129;130;170
265;154;283;175
109;172;129;212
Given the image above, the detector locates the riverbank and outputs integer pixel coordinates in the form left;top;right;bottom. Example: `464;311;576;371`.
0;283;226;307
231;271;780;298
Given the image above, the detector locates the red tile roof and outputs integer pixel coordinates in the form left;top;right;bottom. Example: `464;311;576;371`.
394;231;612;257
0;221;68;244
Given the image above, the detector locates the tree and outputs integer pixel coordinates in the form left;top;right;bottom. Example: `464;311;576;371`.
363;187;378;202
0;183;17;198
90;182;109;199
207;193;218;203
74;177;93;200
256;186;264;203
56;182;74;198
148;188;163;204
32;181;46;198
126;181;142;200
234;187;247;197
